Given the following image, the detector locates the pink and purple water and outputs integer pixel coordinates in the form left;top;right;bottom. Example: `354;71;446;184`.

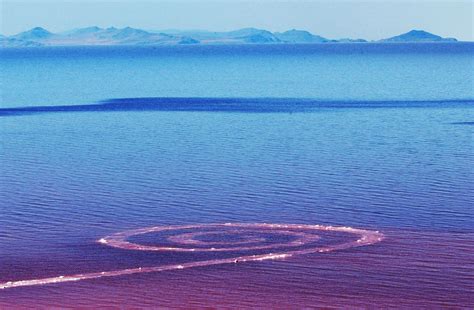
0;44;473;308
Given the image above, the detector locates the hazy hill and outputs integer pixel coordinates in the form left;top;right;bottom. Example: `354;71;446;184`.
12;27;54;41
5;26;193;46
380;30;457;42
274;29;328;43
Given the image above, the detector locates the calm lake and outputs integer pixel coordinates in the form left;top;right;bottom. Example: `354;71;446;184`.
1;43;473;308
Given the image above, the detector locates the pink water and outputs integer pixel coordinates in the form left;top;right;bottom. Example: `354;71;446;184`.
1;227;473;308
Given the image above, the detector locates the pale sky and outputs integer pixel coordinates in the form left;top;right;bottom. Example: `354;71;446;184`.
1;0;473;41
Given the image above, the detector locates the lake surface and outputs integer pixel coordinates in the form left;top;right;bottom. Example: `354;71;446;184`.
1;44;473;308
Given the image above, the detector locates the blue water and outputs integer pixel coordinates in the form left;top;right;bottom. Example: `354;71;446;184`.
1;43;473;108
0;44;473;308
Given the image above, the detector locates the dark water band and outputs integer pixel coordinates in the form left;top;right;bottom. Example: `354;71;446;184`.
1;97;472;116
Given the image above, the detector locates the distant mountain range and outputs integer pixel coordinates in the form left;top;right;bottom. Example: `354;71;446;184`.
0;27;458;47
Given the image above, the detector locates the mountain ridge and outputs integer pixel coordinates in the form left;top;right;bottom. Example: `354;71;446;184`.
1;27;459;47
